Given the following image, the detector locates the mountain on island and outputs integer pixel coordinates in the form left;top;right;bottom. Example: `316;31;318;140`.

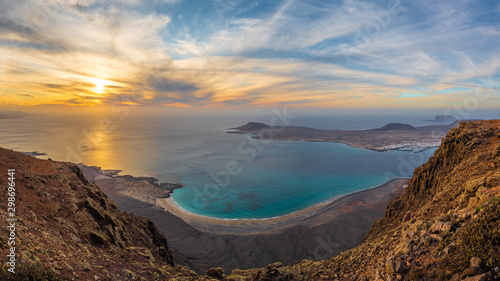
1;120;499;280
425;115;457;122
228;121;458;151
0;110;33;119
226;120;500;280
376;123;417;131
232;122;271;131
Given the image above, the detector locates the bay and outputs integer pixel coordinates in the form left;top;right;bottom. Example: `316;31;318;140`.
0;110;437;219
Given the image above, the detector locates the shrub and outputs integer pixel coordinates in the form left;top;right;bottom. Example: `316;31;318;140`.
445;199;500;271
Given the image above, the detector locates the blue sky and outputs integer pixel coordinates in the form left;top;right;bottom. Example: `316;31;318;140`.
0;0;499;109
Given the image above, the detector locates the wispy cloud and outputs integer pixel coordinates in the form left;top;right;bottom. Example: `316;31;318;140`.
16;93;36;98
0;0;499;109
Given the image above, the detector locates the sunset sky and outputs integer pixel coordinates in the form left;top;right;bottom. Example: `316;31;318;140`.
1;0;499;110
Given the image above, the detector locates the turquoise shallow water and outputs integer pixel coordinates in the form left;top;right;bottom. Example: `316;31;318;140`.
0;111;442;219
171;140;436;219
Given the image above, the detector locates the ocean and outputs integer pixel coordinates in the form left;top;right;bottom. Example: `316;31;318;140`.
1;109;470;219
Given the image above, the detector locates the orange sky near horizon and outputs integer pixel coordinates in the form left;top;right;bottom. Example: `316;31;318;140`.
1;1;499;110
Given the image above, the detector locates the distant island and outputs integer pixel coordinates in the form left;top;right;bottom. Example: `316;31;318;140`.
18;151;47;157
227;121;459;152
0;110;33;119
425;115;457;122
3;120;499;280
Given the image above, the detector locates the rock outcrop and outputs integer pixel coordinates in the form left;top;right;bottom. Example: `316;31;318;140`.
226;120;500;280
0;148;198;280
2;120;499;280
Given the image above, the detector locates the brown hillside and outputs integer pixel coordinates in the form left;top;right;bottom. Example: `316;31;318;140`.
0;148;198;280
226;120;500;280
1;120;499;281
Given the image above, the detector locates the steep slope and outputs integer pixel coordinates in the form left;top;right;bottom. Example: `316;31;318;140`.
81;164;407;274
2;120;499;281
227;120;500;280
0;148;198;280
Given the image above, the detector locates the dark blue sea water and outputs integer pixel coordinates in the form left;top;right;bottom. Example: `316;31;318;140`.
0;109;473;219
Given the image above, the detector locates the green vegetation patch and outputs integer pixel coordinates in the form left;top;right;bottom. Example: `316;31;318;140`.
444;197;500;272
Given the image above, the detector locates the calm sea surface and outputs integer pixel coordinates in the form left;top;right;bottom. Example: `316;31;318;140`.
0;110;450;219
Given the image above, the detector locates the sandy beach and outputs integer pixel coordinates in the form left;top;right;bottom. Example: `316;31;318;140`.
79;164;408;272
156;178;408;234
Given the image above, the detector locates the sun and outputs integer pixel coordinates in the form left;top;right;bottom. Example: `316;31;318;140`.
91;78;108;94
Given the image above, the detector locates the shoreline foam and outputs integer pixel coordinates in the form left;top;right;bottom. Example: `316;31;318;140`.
80;162;409;271
156;178;408;234
164;177;410;221
77;162;409;234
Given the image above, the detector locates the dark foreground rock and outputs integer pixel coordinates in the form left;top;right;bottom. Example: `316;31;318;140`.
0;148;198;280
226;120;500;280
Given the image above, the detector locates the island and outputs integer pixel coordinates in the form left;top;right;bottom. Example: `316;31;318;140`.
78;163;407;273
425;115;457;122
227;121;459;152
0;110;33;119
3;120;499;280
18;151;48;157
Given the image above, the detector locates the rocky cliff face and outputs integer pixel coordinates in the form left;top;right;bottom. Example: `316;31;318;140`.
0;148;198;280
2;120;499;281
226;120;500;280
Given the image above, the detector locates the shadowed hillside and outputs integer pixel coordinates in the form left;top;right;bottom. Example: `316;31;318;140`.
226;120;500;280
0;148;198;280
1;120;499;280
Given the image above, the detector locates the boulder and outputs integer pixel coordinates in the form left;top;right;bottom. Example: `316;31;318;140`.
430;221;452;233
461;266;484;279
463;272;492;281
470;257;482;268
206;267;225;279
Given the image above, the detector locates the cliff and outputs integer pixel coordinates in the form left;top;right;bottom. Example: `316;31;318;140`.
2;120;499;281
0;148;198;280
226;120;500;280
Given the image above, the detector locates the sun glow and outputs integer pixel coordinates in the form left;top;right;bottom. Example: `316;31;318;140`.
91;78;109;94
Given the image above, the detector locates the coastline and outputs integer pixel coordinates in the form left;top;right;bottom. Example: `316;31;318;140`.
228;121;458;152
158;178;408;234
77;162;408;235
77;162;409;232
77;164;183;204
77;160;407;272
1;118;469;273
249;135;440;152
227;133;440;152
